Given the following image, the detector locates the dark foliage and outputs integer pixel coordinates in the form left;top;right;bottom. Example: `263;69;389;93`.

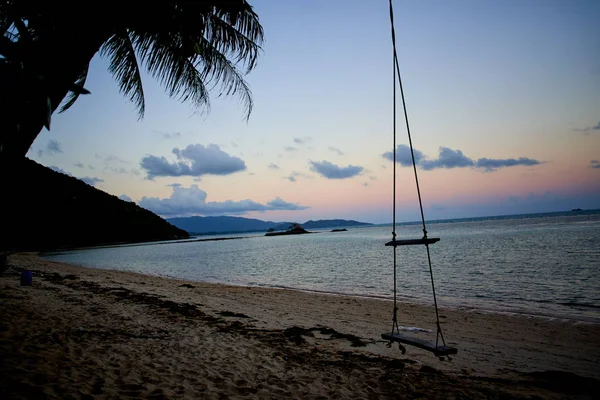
0;159;189;251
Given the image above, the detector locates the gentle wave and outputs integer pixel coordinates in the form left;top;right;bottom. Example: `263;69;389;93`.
43;211;600;324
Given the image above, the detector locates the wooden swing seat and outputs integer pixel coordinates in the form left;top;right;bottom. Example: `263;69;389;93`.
382;332;458;357
385;238;440;247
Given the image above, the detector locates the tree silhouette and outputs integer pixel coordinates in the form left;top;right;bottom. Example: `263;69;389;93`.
0;1;264;164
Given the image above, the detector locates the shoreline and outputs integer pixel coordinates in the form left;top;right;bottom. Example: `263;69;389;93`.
40;251;600;327
2;253;599;398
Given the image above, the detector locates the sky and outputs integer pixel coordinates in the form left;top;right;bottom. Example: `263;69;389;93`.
27;0;600;224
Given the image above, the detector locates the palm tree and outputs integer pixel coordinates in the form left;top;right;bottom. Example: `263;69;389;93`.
0;1;264;164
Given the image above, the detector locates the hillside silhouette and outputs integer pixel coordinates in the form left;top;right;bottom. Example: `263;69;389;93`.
1;159;188;251
167;216;372;234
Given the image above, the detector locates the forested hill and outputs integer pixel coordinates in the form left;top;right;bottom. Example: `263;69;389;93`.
1;159;188;251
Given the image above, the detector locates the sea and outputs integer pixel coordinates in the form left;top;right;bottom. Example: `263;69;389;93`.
43;210;600;324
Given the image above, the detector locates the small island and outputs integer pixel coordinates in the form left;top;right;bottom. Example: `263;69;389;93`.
265;224;312;237
331;228;348;232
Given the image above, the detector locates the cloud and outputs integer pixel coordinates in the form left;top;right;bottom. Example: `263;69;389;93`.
591;160;600;169
573;120;600;133
79;177;104;186
38;139;63;157
105;155;128;164
139;185;309;217
284;146;298;152
328;146;344;156
284;171;305;182
49;166;72;176
49;165;103;186
47;139;63;154
153;130;181;139
119;194;133;202
266;197;307;210
309;160;363;179
141;143;246;179
421;147;474;170
268;163;280;170
293;136;312;145
104;166;129;174
383;145;541;172
74;162;84;168
382;145;425;166
475;157;541;171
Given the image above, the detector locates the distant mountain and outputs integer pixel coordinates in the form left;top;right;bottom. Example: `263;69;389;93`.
167;216;372;234
1;159;189;251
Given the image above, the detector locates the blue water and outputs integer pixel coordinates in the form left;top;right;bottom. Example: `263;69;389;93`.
43;211;600;323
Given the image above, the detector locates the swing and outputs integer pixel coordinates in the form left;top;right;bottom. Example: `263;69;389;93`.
381;0;457;360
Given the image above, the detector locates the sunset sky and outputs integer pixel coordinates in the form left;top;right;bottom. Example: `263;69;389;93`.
27;0;599;224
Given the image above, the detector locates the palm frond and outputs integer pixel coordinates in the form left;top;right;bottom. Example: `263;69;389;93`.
58;63;89;113
194;36;254;116
205;12;263;73
132;31;210;115
122;1;262;119
208;2;263;72
99;31;145;118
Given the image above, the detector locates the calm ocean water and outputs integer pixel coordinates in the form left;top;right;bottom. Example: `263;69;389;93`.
43;211;600;323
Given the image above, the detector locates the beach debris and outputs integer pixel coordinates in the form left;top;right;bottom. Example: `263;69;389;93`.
282;326;368;347
217;311;251;318
31;270;215;321
179;283;195;288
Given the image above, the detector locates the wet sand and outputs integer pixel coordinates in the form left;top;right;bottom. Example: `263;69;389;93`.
1;253;599;399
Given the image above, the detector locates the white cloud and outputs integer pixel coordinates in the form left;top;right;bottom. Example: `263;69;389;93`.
309;160;363;179
80;177;104;186
49;166;72;176
383;145;542;172
139;185;309;217
328;146;344;156
141;144;246;179
50;165;103;186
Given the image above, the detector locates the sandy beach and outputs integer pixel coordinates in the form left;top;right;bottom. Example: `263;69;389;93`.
1;253;599;399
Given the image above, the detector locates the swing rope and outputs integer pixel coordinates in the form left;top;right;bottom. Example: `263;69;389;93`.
388;0;447;348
